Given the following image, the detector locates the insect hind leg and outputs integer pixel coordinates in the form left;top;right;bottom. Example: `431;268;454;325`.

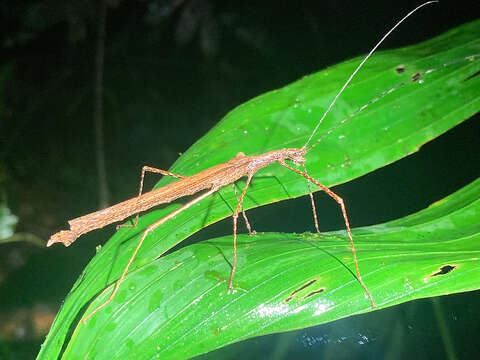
84;187;217;322
117;166;187;231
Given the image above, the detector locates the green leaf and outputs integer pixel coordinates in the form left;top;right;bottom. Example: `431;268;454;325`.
62;179;480;359
38;20;480;359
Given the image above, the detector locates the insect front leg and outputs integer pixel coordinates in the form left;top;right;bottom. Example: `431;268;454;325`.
278;160;376;308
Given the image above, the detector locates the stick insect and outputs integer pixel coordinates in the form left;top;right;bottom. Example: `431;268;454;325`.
47;2;438;322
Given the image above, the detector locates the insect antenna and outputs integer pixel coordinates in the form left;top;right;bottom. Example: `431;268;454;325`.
306;52;480;152
303;1;439;149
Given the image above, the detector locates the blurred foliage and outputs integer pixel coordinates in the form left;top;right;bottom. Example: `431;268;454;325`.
0;203;18;241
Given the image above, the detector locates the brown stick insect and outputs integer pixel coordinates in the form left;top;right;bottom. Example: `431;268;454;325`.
47;2;438;321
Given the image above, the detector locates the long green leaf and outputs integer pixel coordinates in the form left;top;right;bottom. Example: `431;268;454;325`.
63;179;480;359
38;20;480;359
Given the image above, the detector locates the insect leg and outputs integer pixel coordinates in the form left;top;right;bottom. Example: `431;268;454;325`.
278;160;376;308
302;165;321;233
83;187;217;322
117;166;187;230
229;174;254;290
232;183;256;235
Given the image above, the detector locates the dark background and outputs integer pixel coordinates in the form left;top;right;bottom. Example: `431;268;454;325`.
0;0;479;359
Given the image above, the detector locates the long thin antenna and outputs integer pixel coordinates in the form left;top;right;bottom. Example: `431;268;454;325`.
303;1;439;149
306;52;480;152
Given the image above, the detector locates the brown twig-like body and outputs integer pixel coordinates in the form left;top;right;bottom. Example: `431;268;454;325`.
48;2;438;322
47;149;305;247
50;146;376;322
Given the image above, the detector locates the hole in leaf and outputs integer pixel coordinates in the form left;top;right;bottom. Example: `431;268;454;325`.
463;70;480;82
302;288;325;300
411;72;422;82
284;278;317;303
431;265;456;277
395;64;407;74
